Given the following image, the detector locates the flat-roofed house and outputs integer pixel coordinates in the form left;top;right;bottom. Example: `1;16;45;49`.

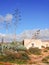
23;39;49;49
42;40;49;47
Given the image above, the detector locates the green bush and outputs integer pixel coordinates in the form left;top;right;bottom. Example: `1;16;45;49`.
46;47;49;50
42;58;48;63
15;59;27;64
44;50;48;52
0;51;30;64
16;45;27;51
0;53;21;62
0;54;15;62
29;47;41;55
46;56;49;59
42;56;49;64
21;52;30;60
0;44;2;53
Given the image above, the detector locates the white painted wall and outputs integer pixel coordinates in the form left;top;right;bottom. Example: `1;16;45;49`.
24;39;49;49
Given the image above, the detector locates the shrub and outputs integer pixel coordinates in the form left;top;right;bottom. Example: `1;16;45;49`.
0;44;2;53
15;59;27;64
14;52;30;64
0;51;29;64
0;54;14;62
16;45;27;51
44;50;48;52
42;56;49;64
42;58;48;63
46;47;49;50
29;47;41;55
14;53;22;59
41;46;45;48
21;52;30;60
0;53;18;62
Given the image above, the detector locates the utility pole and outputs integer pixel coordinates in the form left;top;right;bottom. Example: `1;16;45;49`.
32;30;40;39
1;36;4;53
13;8;21;43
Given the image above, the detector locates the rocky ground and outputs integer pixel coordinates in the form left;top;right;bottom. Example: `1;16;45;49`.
0;47;49;65
28;48;49;65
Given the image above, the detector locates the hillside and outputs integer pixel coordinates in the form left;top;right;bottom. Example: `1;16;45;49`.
0;29;49;42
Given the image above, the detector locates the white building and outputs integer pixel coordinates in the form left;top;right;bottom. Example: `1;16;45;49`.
24;39;49;49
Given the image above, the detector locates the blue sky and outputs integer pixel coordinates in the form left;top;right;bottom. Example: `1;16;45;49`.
0;0;49;34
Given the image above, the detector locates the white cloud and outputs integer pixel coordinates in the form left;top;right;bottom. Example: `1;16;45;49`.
0;14;13;23
0;15;4;22
5;14;13;22
17;29;49;41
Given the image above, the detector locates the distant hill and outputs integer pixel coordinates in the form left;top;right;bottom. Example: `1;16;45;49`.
17;29;49;41
0;29;49;42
